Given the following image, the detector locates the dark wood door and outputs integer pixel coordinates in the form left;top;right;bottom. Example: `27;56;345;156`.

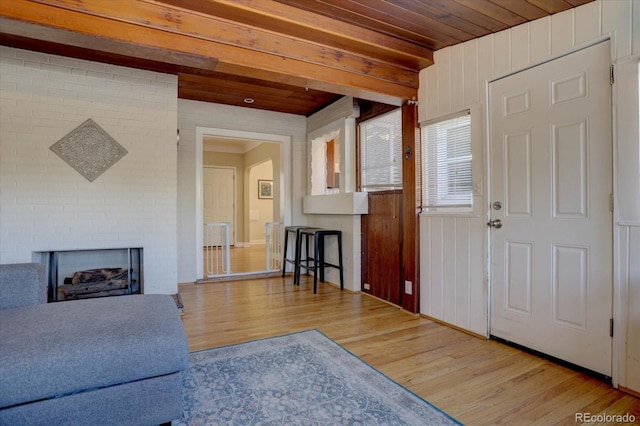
361;190;402;305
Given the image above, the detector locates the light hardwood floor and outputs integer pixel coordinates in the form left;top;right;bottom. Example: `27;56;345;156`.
203;243;271;276
178;276;639;426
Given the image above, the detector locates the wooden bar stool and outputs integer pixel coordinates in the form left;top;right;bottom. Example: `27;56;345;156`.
294;228;344;293
281;226;313;278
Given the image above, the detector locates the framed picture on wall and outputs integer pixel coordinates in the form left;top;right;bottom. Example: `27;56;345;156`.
258;180;273;199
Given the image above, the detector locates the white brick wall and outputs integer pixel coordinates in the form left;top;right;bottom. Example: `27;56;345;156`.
0;46;179;295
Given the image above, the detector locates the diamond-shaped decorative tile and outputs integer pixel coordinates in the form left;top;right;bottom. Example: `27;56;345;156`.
50;119;127;182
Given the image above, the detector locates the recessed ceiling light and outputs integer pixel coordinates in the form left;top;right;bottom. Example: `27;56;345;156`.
243;98;255;104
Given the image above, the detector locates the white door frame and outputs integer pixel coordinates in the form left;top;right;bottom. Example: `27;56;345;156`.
195;127;292;280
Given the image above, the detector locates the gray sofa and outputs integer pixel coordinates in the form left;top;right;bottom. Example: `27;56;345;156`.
0;263;189;425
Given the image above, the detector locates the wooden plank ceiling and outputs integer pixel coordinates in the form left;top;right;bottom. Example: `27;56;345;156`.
0;0;593;116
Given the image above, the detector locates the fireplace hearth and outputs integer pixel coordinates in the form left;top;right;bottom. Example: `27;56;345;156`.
33;248;143;302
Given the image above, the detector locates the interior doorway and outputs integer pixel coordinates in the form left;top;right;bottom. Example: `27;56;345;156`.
195;127;291;280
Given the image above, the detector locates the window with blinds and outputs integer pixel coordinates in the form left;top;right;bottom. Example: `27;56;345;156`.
421;111;472;209
359;109;402;192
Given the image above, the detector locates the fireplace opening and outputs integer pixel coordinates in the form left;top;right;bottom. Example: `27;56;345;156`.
33;248;143;302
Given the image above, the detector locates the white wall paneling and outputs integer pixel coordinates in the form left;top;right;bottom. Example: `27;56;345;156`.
624;227;640;392
419;216;485;336
613;57;640;394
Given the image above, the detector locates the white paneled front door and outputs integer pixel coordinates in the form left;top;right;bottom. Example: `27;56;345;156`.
489;41;613;375
203;167;235;245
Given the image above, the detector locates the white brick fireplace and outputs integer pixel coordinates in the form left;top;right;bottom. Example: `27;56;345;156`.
0;46;179;295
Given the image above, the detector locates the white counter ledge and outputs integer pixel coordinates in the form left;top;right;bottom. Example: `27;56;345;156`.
303;192;368;215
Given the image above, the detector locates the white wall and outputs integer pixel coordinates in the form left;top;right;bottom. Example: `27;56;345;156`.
418;0;640;391
177;99;307;283
244;142;280;246
301;214;361;293
249;160;273;243
0;46;179;295
615;55;640;394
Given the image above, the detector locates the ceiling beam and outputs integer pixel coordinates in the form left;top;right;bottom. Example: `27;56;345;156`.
0;0;422;105
160;0;434;70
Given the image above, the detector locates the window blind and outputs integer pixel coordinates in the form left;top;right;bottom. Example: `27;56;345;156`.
421;112;472;208
359;109;402;192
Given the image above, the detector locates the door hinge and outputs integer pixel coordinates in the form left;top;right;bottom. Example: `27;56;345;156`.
610;193;614;212
610;65;614;85
610;318;614;337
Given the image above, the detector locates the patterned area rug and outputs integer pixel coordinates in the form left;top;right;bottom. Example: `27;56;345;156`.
176;330;461;425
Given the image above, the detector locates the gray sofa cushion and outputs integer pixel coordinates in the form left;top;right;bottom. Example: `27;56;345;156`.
0;372;183;426
0;263;46;310
0;294;189;408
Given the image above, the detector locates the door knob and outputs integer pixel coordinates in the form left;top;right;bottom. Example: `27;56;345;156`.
488;219;502;229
